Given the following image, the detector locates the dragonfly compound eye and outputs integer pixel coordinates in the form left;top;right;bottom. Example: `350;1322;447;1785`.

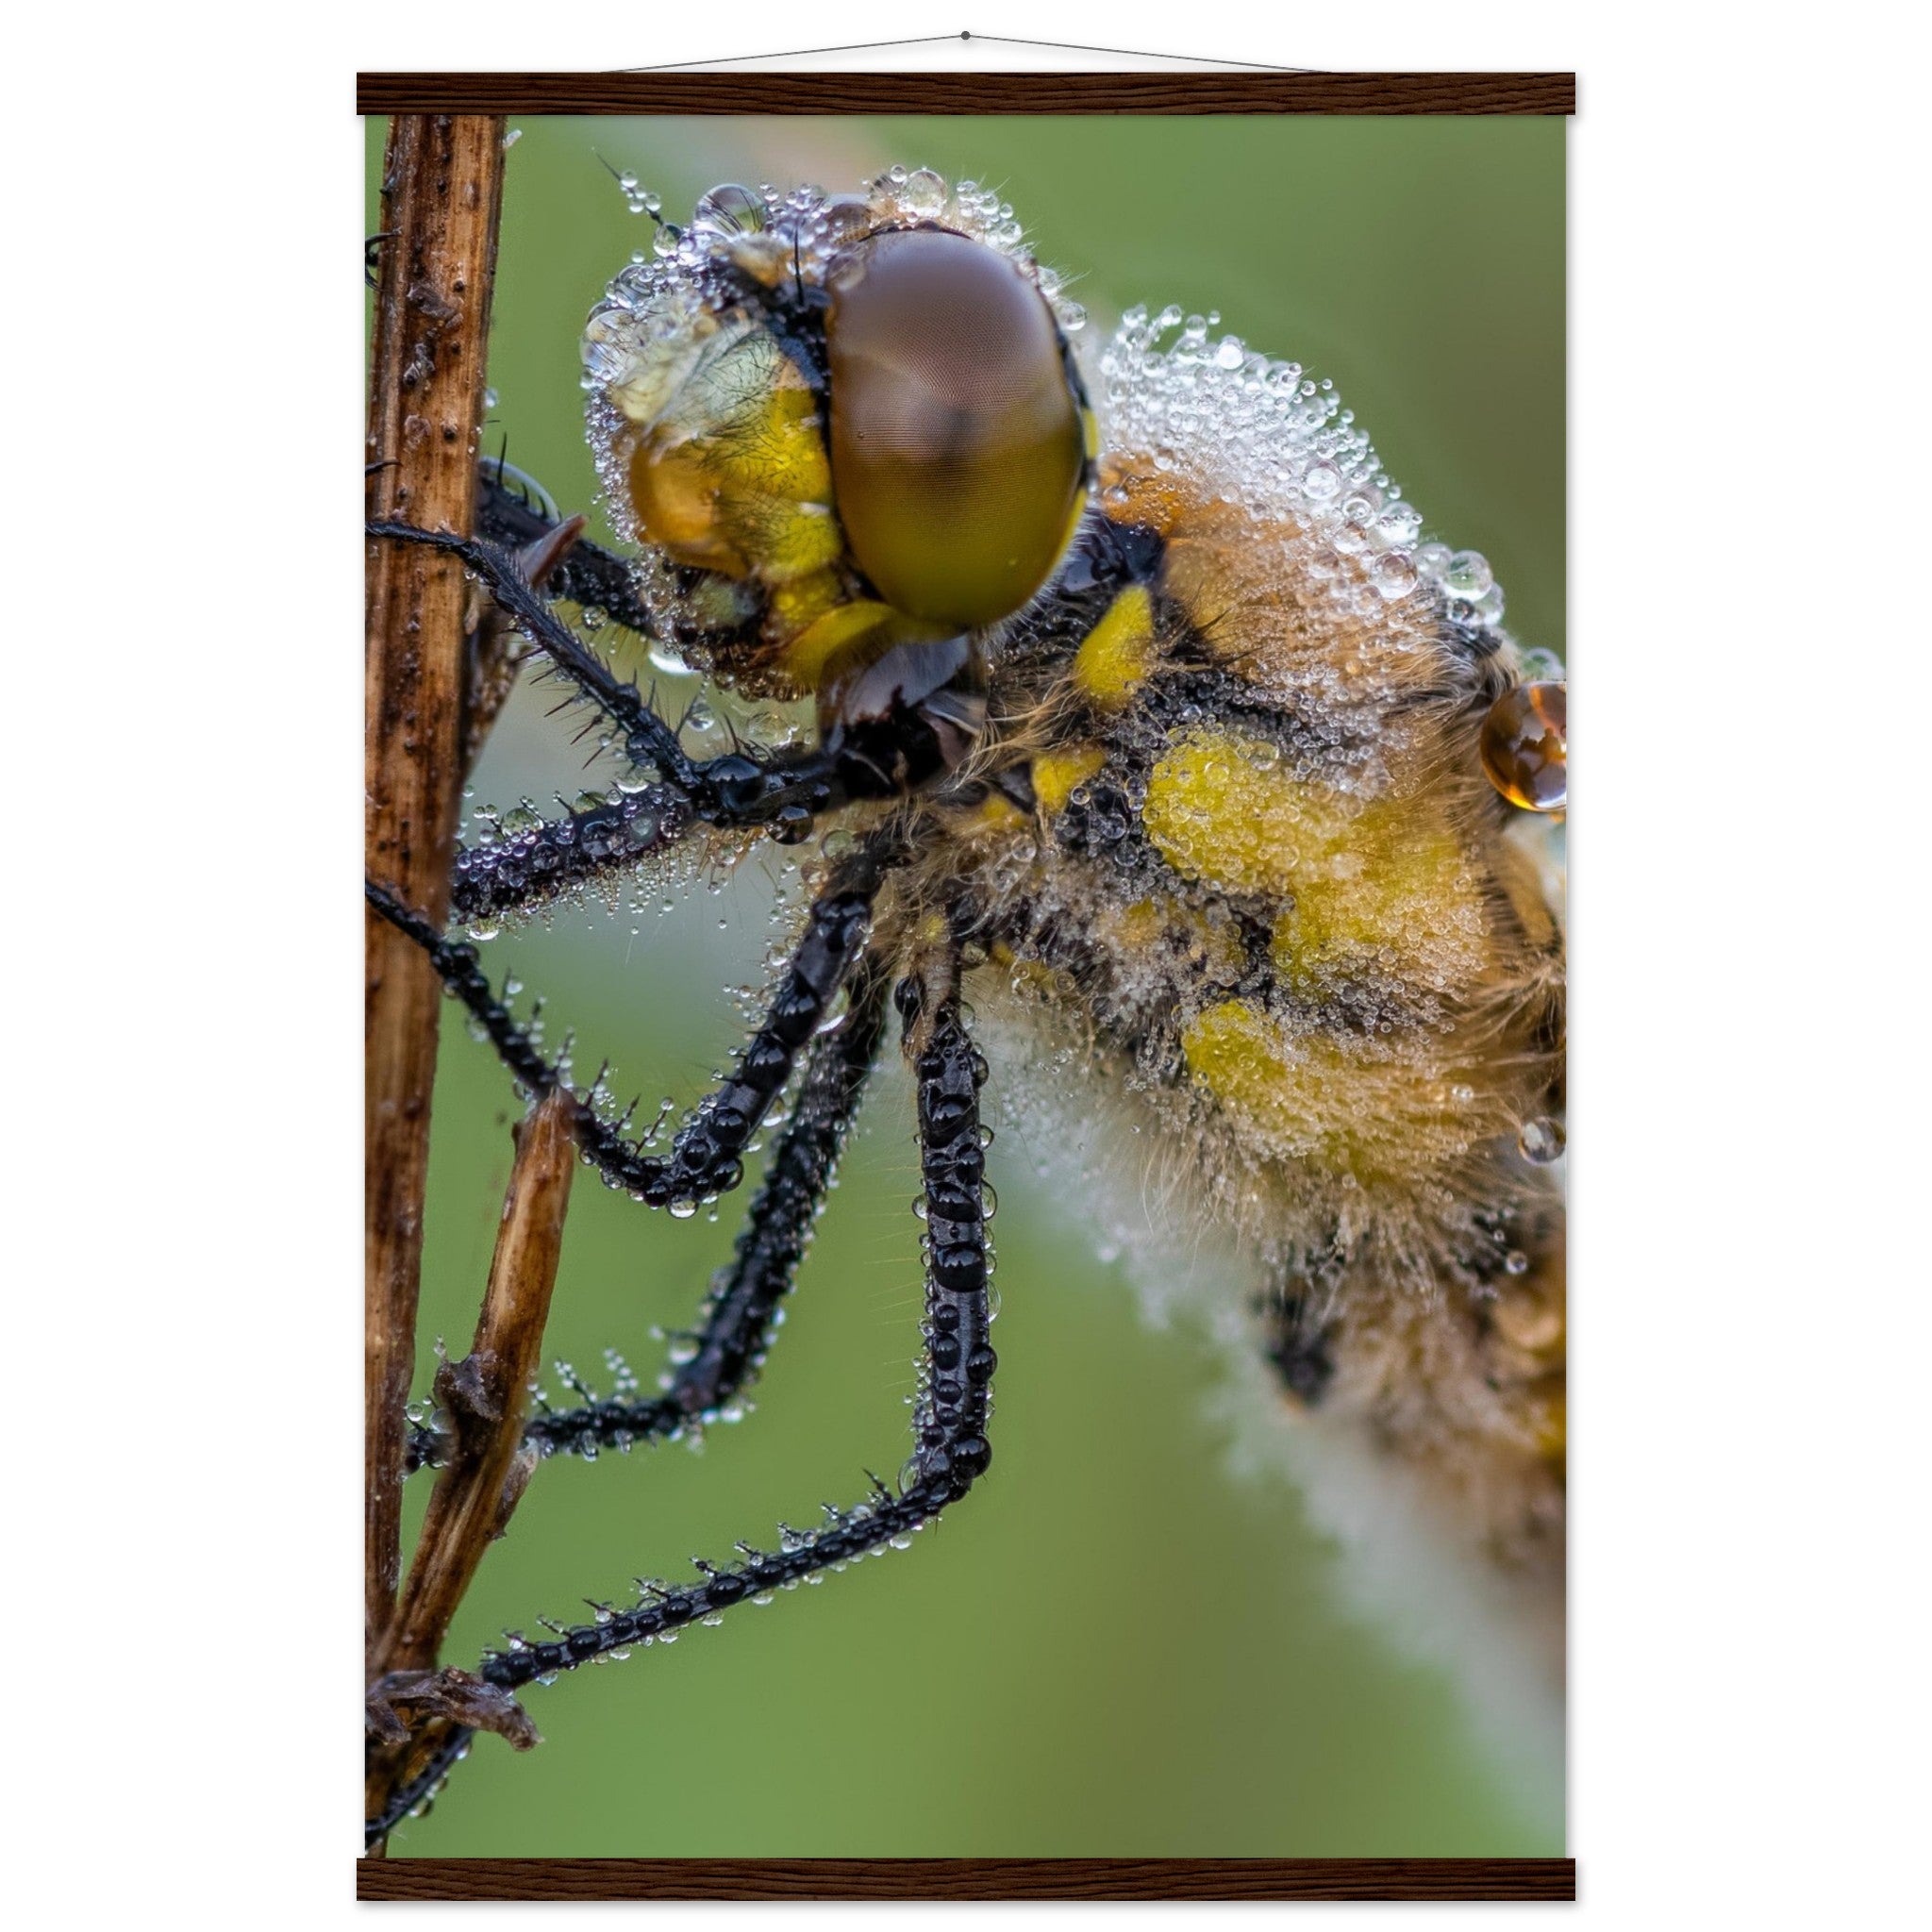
825;227;1088;629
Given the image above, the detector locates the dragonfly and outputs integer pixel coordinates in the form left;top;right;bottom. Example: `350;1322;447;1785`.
366;154;1567;1851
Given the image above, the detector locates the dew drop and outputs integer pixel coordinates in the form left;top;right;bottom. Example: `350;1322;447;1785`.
1479;681;1567;813
1304;462;1342;503
901;167;946;215
1372;553;1417;600
1444;549;1494;600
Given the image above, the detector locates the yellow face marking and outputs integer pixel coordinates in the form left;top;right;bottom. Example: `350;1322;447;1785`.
1030;744;1107;815
1142;729;1489;995
766;569;846;647
1071;585;1158;710
780;600;906;692
623;325;841;586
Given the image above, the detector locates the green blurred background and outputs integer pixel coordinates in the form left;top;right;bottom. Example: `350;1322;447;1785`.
366;112;1565;1857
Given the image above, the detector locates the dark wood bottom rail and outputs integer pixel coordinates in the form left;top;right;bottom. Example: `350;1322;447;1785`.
358;1856;1576;1901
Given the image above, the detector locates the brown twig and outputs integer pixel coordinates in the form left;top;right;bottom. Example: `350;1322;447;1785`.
364;112;506;1666
378;1091;575;1675
364;1091;575;1834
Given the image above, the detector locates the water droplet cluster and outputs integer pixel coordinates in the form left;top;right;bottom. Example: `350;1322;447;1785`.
585;167;1077;403
1097;303;1517;638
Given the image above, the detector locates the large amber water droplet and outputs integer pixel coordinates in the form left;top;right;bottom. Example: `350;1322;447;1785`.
1480;681;1567;812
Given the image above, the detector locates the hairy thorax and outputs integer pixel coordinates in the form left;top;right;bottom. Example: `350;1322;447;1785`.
883;445;1567;1592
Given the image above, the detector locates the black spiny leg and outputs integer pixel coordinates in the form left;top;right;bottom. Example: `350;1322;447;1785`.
405;961;892;1473
471;959;995;1694
368;516;851;910
475;466;663;641
368;518;843;817
367;517;692;781
365;841;885;1212
446;748;844;926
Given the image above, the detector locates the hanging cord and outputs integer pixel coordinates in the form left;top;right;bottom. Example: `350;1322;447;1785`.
624;30;1316;75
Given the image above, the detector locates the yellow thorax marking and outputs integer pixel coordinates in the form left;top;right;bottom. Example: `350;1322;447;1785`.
1141;728;1488;993
1030;744;1107;815
1181;1000;1490;1187
1071;585;1158;709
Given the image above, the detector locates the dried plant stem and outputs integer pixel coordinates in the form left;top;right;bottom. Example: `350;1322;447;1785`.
364;112;506;1664
364;1092;575;1837
380;1091;575;1675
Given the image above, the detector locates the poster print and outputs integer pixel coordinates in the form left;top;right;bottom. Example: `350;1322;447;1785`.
364;97;1567;1877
